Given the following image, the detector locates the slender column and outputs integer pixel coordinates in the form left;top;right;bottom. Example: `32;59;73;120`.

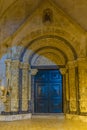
60;68;66;114
11;60;20;112
75;66;80;114
22;63;29;112
65;69;70;113
4;59;12;112
5;59;12;87
78;58;87;114
30;69;38;113
68;61;77;113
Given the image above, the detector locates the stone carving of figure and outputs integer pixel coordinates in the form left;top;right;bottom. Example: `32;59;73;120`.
0;86;12;112
43;8;53;24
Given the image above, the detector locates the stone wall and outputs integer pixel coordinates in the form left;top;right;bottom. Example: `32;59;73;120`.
0;0;87;122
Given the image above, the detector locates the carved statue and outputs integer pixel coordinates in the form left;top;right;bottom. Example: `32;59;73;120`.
0;86;12;112
43;8;53;24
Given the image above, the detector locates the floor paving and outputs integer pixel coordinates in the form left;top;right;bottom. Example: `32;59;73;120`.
0;115;87;130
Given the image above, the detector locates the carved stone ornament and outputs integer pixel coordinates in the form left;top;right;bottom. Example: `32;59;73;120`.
0;86;12;112
43;8;53;24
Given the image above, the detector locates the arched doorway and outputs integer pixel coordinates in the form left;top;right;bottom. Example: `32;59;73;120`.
34;69;63;113
1;33;78;120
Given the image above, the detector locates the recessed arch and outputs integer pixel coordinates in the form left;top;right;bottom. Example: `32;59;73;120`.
31;52;65;66
19;35;77;62
29;46;68;65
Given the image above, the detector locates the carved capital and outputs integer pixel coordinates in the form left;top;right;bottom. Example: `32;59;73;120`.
11;60;20;68
5;59;12;65
31;69;38;75
67;60;77;69
22;63;29;70
59;68;66;75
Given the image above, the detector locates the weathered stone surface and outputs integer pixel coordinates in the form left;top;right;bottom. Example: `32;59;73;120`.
22;63;29;111
0;0;87;121
10;60;20;112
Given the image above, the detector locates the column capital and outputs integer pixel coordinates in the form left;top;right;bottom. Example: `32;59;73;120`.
59;68;67;75
67;60;77;69
21;63;29;69
11;60;20;68
5;59;12;64
31;69;38;75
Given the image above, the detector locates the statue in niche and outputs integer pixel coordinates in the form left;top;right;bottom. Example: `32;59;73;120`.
43;8;53;24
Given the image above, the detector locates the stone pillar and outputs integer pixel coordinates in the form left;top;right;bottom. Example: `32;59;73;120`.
30;69;38;113
5;59;12;87
68;61;77;113
60;68;66;114
22;63;29;112
65;69;70;113
5;59;12;112
11;60;20;112
78;58;87;114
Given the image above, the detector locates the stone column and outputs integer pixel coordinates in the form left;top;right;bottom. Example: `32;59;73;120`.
22;63;29;112
30;69;38;113
11;60;20;112
5;59;12;112
78;58;87;114
5;59;12;87
60;68;66;114
68;61;77;113
65;69;70;113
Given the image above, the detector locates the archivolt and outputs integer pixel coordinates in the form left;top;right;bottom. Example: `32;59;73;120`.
29;46;68;65
19;35;77;62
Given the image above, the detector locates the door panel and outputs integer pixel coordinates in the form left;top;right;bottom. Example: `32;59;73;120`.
36;83;48;98
36;100;48;113
49;83;62;98
34;69;62;113
34;83;48;113
49;100;62;113
49;83;62;113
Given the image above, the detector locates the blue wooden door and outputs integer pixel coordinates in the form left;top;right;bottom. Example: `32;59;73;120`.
34;69;62;113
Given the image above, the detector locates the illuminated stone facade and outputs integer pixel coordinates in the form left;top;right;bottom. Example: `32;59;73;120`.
0;0;87;121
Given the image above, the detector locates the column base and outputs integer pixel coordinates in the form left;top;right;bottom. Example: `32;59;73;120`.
0;113;32;121
66;114;87;122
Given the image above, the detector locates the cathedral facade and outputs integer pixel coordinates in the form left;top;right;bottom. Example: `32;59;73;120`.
0;0;87;121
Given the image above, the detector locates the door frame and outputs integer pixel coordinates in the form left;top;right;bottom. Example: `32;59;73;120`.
31;65;64;114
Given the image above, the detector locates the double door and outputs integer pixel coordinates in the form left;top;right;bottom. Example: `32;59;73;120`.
34;69;62;113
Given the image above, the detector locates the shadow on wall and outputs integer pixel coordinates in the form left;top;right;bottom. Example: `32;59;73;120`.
0;45;59;114
0;45;58;88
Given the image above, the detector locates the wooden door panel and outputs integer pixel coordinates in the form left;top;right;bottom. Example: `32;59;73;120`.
35;100;48;113
49;70;62;82
49;100;62;113
34;83;48;113
34;69;62;113
49;83;62;98
35;83;48;98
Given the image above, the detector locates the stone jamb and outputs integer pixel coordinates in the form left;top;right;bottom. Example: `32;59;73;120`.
30;69;38;114
10;60;20;112
21;63;29;112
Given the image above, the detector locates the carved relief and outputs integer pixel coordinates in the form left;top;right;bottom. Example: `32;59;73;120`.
0;86;12;112
10;60;20;112
43;8;53;24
